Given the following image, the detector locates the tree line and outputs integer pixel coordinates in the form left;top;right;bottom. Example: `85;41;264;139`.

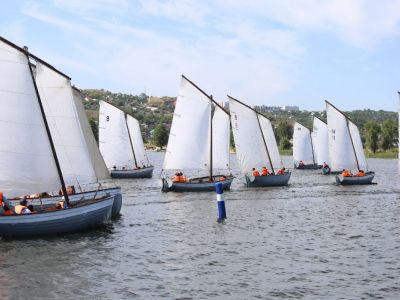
82;89;398;153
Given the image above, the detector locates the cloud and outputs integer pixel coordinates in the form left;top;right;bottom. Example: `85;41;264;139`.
53;0;135;15
214;0;400;49
14;0;400;109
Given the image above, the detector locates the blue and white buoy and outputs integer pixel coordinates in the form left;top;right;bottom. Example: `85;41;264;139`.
215;182;226;222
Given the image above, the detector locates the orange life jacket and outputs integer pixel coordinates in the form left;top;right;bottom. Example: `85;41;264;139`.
252;170;260;177
0;192;3;207
261;169;269;176
342;170;352;177
277;169;285;175
3;210;13;216
355;171;365;177
172;175;181;183
179;176;187;183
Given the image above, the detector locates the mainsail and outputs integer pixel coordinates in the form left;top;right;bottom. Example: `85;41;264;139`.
326;101;367;172
126;115;150;168
72;88;111;180
212;105;230;171
0;39;62;197
99;100;135;169
229;96;283;174
293;122;315;165
312;117;330;165
35;62;97;187
163;76;211;171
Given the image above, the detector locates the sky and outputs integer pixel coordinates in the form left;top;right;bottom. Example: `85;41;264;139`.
1;0;400;111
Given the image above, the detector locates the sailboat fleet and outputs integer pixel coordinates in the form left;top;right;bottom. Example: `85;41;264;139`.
0;35;379;237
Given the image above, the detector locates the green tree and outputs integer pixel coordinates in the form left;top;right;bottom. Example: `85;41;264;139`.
152;123;169;148
365;121;381;153
276;120;293;149
381;119;397;150
89;119;99;143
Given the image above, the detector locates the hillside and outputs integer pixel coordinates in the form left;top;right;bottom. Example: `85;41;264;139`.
81;89;398;155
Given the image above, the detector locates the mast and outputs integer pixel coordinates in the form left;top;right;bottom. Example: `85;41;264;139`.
325;100;359;170
309;130;316;165
228;95;275;173
125;113;138;168
209;96;213;181
24;47;70;205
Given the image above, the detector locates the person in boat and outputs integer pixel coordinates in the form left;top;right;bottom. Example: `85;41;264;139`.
341;169;352;177
298;160;305;167
2;204;14;216
276;167;286;175
261;167;270;176
172;172;181;183
219;175;227;181
0;192;13;215
112;165;117;170
172;172;187;183
15;198;31;214
252;168;260;177
355;170;366;177
179;172;187;183
322;162;329;169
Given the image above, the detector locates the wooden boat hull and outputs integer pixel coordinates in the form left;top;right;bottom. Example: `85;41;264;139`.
10;187;122;217
111;166;153;178
335;172;375;185
161;175;234;192
294;163;322;170
245;172;291;187
0;196;114;238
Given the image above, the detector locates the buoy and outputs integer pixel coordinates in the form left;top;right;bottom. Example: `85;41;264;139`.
215;182;226;222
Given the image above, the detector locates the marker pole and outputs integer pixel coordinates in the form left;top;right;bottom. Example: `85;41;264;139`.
215;182;226;222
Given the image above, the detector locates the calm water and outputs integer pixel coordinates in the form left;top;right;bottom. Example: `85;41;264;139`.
1;152;400;299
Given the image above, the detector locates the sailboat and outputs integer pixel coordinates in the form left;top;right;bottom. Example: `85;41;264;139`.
293;122;320;169
228;96;291;187
0;37;114;237
99;101;153;178
312;116;331;174
326;100;375;184
161;75;234;192
8;65;122;217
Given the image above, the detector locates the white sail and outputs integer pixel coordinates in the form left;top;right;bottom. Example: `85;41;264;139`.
348;120;368;171
99;101;135;169
163;76;211;171
0;40;61;197
326;101;360;172
293;122;314;165
126;115;150;167
35;62;97;187
212;105;230;171
258;115;284;170
312;117;330;165
229;97;273;173
72;88;111;180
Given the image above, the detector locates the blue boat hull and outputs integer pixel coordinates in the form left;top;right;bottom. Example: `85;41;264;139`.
111;166;153;178
245;172;291;187
0;196;114;238
335;172;375;185
295;163;322;170
162;175;234;192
